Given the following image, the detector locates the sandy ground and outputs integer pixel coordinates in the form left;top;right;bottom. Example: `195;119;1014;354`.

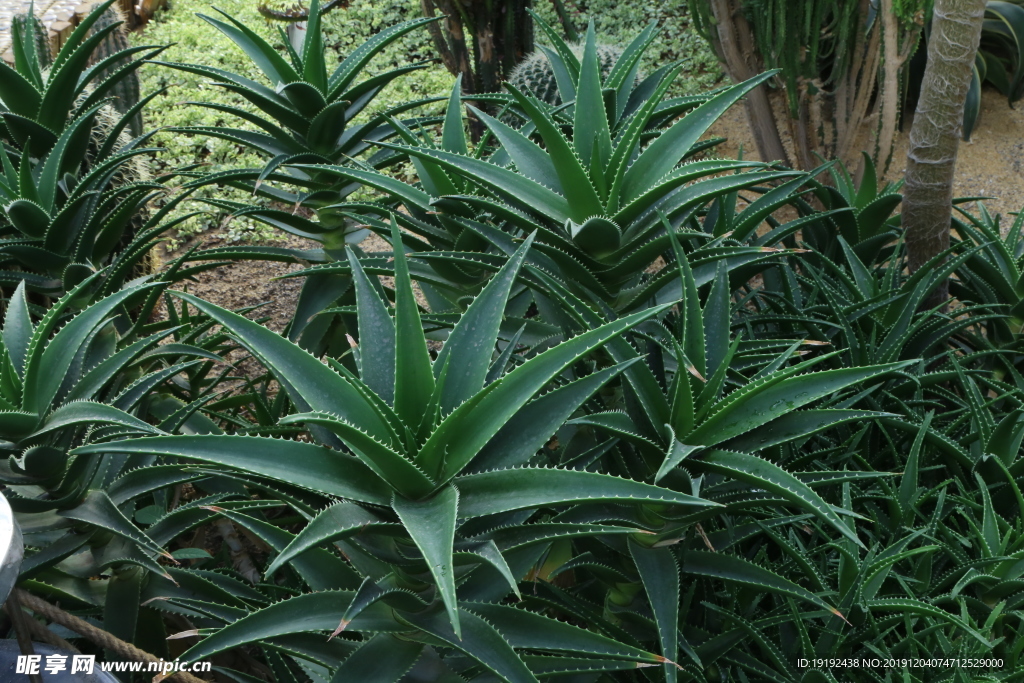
713;87;1024;224
165;86;1024;329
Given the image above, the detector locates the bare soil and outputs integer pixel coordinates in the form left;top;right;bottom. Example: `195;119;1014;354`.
713;87;1024;222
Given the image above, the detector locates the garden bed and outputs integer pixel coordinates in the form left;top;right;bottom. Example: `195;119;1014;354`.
2;0;1022;679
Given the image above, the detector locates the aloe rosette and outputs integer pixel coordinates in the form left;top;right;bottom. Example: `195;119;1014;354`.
281;20;822;330
75;222;727;678
160;0;443;247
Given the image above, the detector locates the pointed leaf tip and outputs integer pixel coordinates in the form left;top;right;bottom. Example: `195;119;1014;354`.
328;619;350;640
167;630;200;640
655;656;683;670
831;607;851;626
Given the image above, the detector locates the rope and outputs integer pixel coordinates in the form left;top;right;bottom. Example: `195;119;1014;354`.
20;608;80;653
11;589;207;683
4;591;42;683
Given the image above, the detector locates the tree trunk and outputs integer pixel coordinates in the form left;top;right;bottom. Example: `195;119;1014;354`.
423;0;533;94
902;0;985;306
707;0;790;166
422;0;533;138
422;0;476;91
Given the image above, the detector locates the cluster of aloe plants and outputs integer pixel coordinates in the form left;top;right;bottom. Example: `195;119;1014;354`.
1;3;1023;683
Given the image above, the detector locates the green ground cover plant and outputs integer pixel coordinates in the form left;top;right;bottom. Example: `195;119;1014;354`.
534;0;719;96
1;2;1023;683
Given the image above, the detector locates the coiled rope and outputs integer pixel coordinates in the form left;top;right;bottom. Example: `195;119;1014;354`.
8;588;206;683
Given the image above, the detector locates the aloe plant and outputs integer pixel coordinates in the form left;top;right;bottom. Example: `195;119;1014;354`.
794;153;904;264
258;19;822;361
72;222;732;677
13;183;1014;683
311;29;798;308
0;0;161;155
205;17;833;362
162;0;442;246
0;6;1015;675
0;273;235;609
951;202;1024;346
0;117;168;298
982;1;1024;104
0;0;168;299
0;264;344;659
956;1;1024;139
70;209;1020;680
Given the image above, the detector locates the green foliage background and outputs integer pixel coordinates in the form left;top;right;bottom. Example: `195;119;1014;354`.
131;0;720;243
131;0;455;242
535;0;721;94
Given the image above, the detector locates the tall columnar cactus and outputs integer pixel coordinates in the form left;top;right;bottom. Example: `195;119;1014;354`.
689;0;928;171
87;6;143;137
11;11;52;69
89;103;149;179
422;0;533;98
74;72;154;255
0;0;159;296
507;42;623;106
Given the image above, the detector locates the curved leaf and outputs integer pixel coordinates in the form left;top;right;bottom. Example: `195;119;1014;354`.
457;467;717;517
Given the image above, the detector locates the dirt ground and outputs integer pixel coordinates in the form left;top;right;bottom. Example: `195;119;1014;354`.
160;231;315;334
713;87;1024;222
163;87;1024;329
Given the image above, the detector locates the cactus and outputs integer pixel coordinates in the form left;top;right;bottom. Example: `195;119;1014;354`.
89;101;151;186
87;6;143;137
88;98;153;253
507;43;623;106
1;1;157;296
11;11;53;69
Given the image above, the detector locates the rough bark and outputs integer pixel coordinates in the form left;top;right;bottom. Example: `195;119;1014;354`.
422;0;476;92
422;0;533;95
708;0;791;166
875;0;902;173
422;0;533;138
875;0;922;175
902;0;985;305
834;0;880;164
422;0;460;75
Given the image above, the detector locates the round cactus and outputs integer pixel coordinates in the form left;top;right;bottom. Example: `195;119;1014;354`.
506;42;624;106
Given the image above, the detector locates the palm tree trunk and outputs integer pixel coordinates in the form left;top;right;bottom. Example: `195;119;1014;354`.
902;0;985;305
